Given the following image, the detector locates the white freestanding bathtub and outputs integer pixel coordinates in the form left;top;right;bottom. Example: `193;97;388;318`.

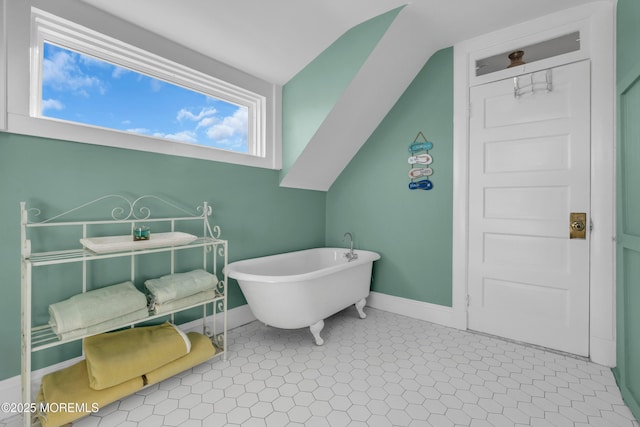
225;247;380;345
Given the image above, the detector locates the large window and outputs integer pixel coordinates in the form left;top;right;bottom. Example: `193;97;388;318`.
40;42;250;153
16;7;278;168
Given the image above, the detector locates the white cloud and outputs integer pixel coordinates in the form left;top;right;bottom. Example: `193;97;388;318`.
169;105;248;151
150;79;163;92
112;66;130;79
153;130;197;143
126;128;151;135
42;99;64;112
177;107;217;122
196;116;217;130
206;108;248;147
43;48;105;95
131;128;198;145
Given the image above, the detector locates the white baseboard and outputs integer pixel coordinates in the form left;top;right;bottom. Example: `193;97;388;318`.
590;335;616;368
367;291;465;330
179;303;256;334
0;304;256;420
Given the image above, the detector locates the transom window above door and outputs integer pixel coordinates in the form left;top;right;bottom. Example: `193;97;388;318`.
474;31;581;76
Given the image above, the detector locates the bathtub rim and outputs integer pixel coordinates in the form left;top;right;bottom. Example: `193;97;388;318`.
224;247;380;284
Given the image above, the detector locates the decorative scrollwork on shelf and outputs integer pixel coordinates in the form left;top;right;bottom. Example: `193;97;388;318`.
203;221;223;241
214;333;225;350
197;204;213;217
26;208;43;223
215;280;225;295
25;194;209;223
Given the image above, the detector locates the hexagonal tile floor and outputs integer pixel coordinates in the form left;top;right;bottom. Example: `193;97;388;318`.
2;307;638;426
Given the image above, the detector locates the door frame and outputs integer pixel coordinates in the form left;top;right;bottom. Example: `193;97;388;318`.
452;1;616;366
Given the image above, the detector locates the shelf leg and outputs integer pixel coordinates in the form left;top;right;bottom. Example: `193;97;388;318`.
21;261;32;427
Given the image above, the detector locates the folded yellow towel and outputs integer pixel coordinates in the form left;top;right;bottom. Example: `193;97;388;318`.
84;322;190;390
145;332;216;385
36;360;142;427
37;332;217;427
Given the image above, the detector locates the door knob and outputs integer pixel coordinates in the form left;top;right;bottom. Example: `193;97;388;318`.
570;213;587;239
571;221;585;232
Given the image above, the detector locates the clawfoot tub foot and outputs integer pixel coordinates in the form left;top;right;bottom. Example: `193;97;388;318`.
310;320;324;345
355;298;367;319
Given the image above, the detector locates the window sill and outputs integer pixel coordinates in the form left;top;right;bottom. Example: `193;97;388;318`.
7;113;280;170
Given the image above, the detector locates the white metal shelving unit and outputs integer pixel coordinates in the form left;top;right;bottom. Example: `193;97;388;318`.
19;195;227;427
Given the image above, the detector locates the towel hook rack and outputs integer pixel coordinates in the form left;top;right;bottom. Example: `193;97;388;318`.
513;69;554;99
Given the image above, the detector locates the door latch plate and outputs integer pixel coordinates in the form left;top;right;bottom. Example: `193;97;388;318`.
570;212;587;239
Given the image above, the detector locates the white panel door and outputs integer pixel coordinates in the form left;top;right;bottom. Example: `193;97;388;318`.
468;61;590;356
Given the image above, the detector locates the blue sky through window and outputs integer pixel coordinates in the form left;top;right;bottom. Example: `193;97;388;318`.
41;43;249;153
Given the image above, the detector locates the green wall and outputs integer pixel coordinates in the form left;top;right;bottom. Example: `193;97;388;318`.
616;0;640;81
0;133;326;380
616;0;640;420
281;7;401;178
326;48;454;306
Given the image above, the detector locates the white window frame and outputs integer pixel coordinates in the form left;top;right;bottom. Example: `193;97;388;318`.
4;3;280;169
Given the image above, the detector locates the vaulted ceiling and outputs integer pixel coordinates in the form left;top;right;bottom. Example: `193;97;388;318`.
80;0;594;190
80;0;590;85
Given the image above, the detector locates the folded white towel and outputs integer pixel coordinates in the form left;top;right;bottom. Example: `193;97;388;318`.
49;281;147;335
145;270;216;304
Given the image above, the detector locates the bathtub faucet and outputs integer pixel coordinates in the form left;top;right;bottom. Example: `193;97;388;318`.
342;232;358;262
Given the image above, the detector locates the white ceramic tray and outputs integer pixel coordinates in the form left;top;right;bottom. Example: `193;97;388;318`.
80;232;198;253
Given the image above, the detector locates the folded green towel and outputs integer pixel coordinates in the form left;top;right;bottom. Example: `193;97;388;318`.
49;281;147;335
152;289;219;315
145;269;215;304
84;322;190;390
56;308;149;341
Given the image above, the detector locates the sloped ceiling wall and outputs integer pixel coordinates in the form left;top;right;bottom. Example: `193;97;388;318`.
280;8;402;182
280;5;443;191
